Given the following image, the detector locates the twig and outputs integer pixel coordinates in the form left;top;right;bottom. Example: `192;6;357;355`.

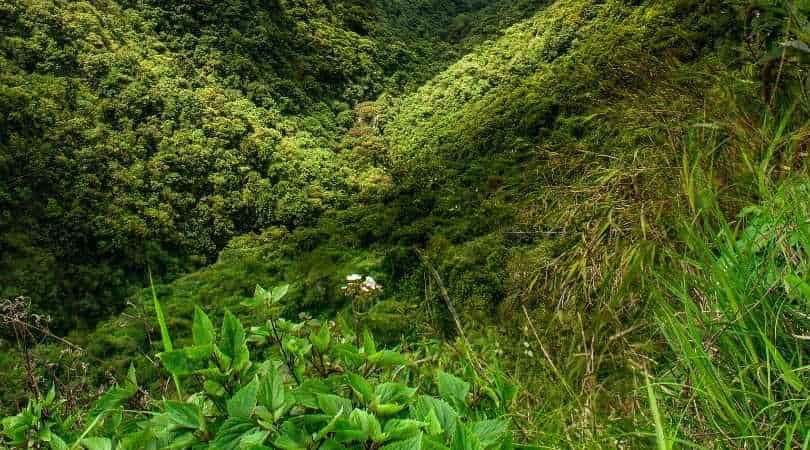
522;305;577;400
417;249;486;378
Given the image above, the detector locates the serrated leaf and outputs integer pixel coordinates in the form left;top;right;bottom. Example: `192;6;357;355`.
436;372;469;410
349;409;384;442
259;362;287;419
310;326;331;353
382;433;423;450
317;394;353;417
295;379;332;409
81;437;112;450
164;400;204;430
239;428;271;447
363;328;376;355
220;310;250;372
314;406;345;441
346;373;375;405
470;419;509;447
376;382;417;404
384;419;426;441
205;379;226;397
192;306;216;346
165;432;198;449
272;420;310;449
451;422;482;450
411;396;457;441
368;350;408;367
332;343;365;369
228;378;259;419
425;408;443;436
158;344;215;376
213;417;259;450
88;383;137;419
126;364;138;387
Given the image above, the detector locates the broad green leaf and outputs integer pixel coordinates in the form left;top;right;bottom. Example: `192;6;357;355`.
381;433;423;450
271;284;290;303
118;427;157;450
88;383;137;419
45;384;56;405
43;429;69;450
204;379;226;397
81;437;112;450
411;396;457;441
333;420;369;443
319;439;344;450
470;419;509;447
228;378;259;419
259;362;287;419
239;429;271;447
332;343;365;369
376;402;407;416
425;409;443;436
295;379;332;409
212;417;259;450
164;400;204;430
126;364;138;387
317;394;353;417
349;409;384;442
164;432;199;449
368;350;408;367
272;420;310;449
363;328;376;355
282;335;312;357
451;422;482;450
492;372;517;408
436;372;469;410
310;326;331;353
785;274;810;300
384;419;426;441
376;382;417;404
314;406;345;441
220;310;250;372
158;344;215;376
422;436;451;450
254;284;268;302
192;306;216;346
346;373;375;405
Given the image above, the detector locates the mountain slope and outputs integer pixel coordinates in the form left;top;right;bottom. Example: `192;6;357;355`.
2;0;808;446
0;0;520;329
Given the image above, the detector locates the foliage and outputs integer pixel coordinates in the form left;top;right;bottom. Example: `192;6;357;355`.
1;0;809;447
1;283;516;449
651;101;810;447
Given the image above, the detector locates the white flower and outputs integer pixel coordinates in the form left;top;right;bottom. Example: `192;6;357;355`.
347;274;362;282
523;341;530;348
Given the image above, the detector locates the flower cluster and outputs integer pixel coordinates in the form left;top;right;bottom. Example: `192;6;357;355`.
342;273;383;297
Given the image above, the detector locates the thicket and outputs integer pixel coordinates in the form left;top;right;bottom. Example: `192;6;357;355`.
2;284;517;448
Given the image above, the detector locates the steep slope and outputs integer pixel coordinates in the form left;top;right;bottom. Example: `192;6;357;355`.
3;0;808;446
0;0;519;329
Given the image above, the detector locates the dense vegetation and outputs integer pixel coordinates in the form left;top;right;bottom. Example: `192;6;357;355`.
0;0;520;329
2;0;810;448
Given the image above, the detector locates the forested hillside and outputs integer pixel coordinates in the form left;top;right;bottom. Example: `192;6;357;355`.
0;0;526;329
2;0;809;448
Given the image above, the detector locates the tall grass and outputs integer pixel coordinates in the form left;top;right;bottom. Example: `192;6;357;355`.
655;104;810;447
